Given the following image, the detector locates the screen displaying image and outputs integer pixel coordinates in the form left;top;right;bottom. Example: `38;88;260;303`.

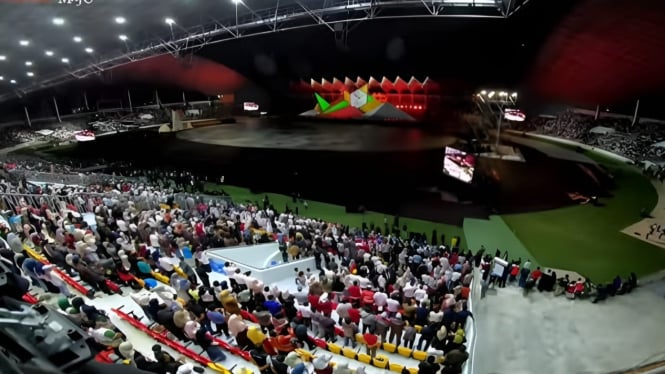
443;147;476;183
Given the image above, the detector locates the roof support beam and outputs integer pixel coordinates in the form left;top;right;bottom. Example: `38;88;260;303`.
0;1;505;101
294;0;335;32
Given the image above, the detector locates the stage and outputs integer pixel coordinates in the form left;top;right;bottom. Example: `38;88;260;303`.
176;117;455;152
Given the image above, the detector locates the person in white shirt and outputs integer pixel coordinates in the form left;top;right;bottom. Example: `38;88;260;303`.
414;285;428;302
223;262;238;276
373;291;388;308
403;282;417;298
386;297;400;315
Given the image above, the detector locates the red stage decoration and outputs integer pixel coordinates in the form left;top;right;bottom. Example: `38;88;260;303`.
294;76;441;121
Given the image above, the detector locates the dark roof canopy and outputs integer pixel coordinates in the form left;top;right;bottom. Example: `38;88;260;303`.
529;0;665;105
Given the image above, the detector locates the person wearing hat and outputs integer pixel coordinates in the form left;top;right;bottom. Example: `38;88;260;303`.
152;344;181;374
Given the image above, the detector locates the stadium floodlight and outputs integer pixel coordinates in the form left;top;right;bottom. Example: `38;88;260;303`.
61;57;69;63
25;61;32;66
115;16;126;24
52;17;65;25
488;91;495;98
85;47;93;53
165;17;175;25
73;36;82;43
19;40;29;46
0;76;3;80
0;55;5;60
45;50;54;56
26;72;34;77
119;34;128;41
511;92;518;97
499;91;507;96
480;90;487;95
10;79;16;84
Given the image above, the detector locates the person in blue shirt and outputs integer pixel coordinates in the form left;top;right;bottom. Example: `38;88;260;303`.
263;295;282;316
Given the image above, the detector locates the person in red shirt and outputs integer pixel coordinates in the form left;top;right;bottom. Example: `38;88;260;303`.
361;287;375;307
348;281;361;299
317;293;333;317
347;306;361;324
308;294;320;311
531;267;543;281
363;332;379;358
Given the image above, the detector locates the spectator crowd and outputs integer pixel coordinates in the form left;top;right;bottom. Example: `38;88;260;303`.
519;112;665;166
0;163;476;374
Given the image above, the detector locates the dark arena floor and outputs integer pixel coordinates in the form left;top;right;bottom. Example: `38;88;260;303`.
47;118;614;225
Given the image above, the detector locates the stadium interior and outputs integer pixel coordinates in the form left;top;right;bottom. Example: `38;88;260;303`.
1;1;665;374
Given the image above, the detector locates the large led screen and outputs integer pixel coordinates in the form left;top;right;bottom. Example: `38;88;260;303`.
443;147;476;183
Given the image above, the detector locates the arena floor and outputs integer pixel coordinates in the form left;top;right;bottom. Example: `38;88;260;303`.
176;119;456;152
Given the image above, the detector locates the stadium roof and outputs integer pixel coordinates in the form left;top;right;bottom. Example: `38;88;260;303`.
0;0;527;101
529;0;665;105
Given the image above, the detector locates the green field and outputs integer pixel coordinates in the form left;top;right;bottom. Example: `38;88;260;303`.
211;148;665;283
502;151;665;282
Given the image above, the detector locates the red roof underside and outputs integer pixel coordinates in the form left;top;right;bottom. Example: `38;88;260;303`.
530;0;665;105
113;55;247;96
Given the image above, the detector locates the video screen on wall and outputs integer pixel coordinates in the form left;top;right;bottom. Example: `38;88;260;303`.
443;147;476;183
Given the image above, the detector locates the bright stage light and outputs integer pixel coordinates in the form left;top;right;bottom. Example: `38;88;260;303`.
480;90;487;95
165;17;175;25
119;35;128;41
115;16;126;24
511;92;518;97
488;91;495;98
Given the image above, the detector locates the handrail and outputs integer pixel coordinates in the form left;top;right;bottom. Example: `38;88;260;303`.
462;266;480;374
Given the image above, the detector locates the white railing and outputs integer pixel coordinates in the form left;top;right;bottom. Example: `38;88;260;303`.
462;266;481;374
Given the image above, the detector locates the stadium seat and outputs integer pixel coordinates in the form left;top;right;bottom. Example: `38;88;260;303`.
397;346;412;357
357;353;372;364
342;347;357;360
382;342;397;353
327;342;342;354
389;363;404;373
372;354;389;369
412;350;427;361
355;333;365;344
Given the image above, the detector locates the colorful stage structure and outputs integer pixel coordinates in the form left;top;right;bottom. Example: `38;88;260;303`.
292;76;442;121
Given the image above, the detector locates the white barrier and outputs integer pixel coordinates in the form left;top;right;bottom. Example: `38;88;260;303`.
206;243;317;286
505;130;634;163
462;267;481;374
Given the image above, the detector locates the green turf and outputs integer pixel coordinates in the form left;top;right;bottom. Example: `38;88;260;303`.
206;184;467;248
464;216;539;267
501;149;665;283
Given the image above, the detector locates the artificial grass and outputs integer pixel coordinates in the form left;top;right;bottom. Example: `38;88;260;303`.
464;216;539;268
502;151;665;283
206;184;467;248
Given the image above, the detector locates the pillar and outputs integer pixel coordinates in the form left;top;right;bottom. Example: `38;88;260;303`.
24;106;31;128
632;99;640;127
53;97;62;123
127;89;133;112
594;105;600;120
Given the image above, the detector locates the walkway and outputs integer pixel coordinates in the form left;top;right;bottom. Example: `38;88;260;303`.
473;284;665;374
